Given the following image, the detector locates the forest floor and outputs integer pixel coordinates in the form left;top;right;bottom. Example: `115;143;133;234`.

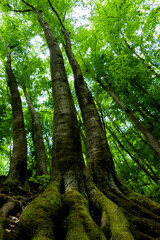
0;178;41;240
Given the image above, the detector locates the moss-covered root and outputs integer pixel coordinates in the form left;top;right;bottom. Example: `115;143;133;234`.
0;226;4;240
126;188;160;215
0;219;5;240
64;190;106;240
0;193;21;218
0;193;21;239
116;178;160;215
18;176;63;240
0;217;11;240
87;184;134;240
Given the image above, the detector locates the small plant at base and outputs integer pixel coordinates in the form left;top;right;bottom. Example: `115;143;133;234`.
29;174;50;190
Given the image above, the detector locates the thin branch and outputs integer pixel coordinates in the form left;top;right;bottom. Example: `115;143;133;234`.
63;11;67;22
12;9;32;12
47;0;65;30
140;45;159;68
21;0;35;10
78;50;88;72
3;3;33;13
120;32;160;79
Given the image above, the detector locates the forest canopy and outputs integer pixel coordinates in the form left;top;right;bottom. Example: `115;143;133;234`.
0;0;160;239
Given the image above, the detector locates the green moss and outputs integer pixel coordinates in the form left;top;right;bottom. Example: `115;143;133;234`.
64;190;106;240
66;212;89;240
0;227;4;240
119;182;160;215
128;190;160;215
93;186;134;240
18;177;63;240
0;179;28;195
0;217;11;240
32;235;54;240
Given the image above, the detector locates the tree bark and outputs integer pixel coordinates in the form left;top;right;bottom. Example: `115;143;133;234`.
23;86;47;175
36;10;85;194
5;51;27;184
62;28;117;192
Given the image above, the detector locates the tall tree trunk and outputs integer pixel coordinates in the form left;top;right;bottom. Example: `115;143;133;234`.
97;79;160;158
23;86;47;175
5;51;27;184
36;10;85;193
62;28;116;191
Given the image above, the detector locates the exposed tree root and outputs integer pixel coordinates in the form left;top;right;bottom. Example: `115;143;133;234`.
129;214;160;237
86;181;134;240
64;190;106;240
1;174;160;240
0;193;22;240
132;228;158;240
17;174;63;240
114;175;160;215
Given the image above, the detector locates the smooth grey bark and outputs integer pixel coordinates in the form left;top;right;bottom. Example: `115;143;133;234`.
97;79;160;158
5;51;27;184
23;86;47;175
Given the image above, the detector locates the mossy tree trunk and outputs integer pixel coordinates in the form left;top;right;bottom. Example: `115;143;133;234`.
3;6;160;240
23;85;47;176
5;51;27;185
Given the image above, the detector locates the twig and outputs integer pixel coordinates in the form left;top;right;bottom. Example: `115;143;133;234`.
21;0;35;10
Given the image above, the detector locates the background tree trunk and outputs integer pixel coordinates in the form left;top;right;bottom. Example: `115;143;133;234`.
97;79;160;158
5;51;27;184
23;85;47;175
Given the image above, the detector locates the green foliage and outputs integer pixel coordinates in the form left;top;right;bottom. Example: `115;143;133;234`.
29;174;50;190
147;181;160;202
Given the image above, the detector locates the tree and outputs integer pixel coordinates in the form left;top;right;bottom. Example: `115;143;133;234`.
5;50;27;185
23;85;47;176
0;0;160;239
